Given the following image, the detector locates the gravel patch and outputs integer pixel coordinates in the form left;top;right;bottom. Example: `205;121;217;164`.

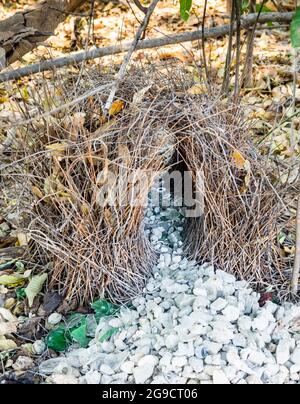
40;186;300;384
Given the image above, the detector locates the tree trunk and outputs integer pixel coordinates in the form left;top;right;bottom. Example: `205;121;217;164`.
0;0;85;68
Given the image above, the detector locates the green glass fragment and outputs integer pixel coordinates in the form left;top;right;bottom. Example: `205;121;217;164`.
91;299;119;322
46;326;70;352
99;327;120;343
70;318;91;348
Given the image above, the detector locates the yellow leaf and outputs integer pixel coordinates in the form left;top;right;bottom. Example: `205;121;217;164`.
109;100;125;117
0;96;8;104
187;84;206;95
232;150;249;170
46;142;68;155
17;233;28;247
0;275;25;287
21;86;30;102
31;186;44;200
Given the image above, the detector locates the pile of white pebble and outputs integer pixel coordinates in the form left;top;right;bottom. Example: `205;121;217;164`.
39;186;300;384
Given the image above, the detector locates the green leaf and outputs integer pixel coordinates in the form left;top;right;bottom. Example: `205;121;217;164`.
70;318;91;348
291;8;300;48
180;0;192;22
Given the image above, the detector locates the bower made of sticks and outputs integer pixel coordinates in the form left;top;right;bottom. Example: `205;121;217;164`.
7;64;296;303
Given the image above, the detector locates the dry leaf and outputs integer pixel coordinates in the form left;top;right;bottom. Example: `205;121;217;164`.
232;150;249;170
25;273;48;307
109;100;125;116
17;233;28;247
0;274;25;287
0;321;17;337
31;186;44;200
46;142;68;157
132;85;152;106
0;336;17;352
0;308;17;323
159;51;192;63
187;83;207;95
0;96;8;104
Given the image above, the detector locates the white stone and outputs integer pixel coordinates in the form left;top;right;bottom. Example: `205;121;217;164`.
109;318;123;328
133;355;158;384
100;364;114;375
172;356;188;367
165;334;179;349
246;375;263;385
85;370;101;384
222;305;240;322
216;270;236;284
276;339;291;365
189;357;204;373
238;316;252;332
121;361;135;374
47;313;62;326
252;315;269;331
247;350;266;366
203;341;223;355
33;340;46;355
209;326;234;344
210;298;228;312
232;335;247;348
212;370;230;385
290;348;300;365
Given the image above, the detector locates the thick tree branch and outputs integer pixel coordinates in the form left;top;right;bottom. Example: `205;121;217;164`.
0;0;85;67
0;12;293;83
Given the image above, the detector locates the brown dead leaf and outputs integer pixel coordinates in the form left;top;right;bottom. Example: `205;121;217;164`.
187;83;206;95
109;100;125;116
17;233;28;247
46;142;68;158
159;51;192;63
232;150;247;169
0;336;17;351
31;186;44;200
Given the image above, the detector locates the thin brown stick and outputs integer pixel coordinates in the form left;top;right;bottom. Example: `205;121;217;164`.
222;0;236;94
104;0;159;111
291;193;300;294
0;12;293;83
132;0;148;13
234;0;242;100
201;0;210;85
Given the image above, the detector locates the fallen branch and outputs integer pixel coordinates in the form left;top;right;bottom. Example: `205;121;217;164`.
291;193;300;295
0;0;86;67
0;12;293;83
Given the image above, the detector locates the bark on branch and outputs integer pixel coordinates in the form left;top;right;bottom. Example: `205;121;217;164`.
0;11;293;83
0;0;85;67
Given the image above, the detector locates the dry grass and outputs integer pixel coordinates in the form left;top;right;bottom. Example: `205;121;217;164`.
2;62;298;303
177;98;297;300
